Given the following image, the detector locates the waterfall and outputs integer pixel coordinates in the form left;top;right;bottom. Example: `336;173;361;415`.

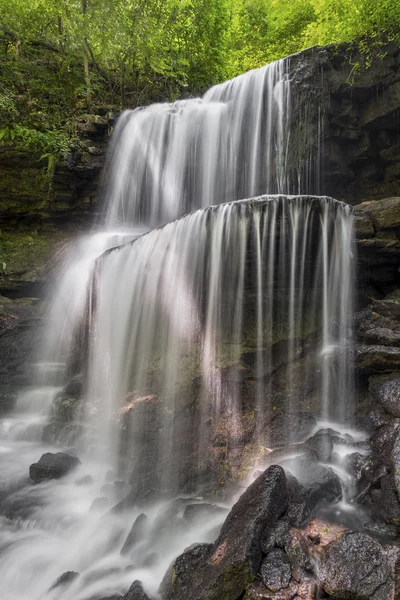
103;59;295;227
0;56;356;600
85;196;354;495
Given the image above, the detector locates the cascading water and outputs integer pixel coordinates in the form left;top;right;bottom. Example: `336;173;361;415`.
87;196;354;494
103;58;308;228
0;56;357;600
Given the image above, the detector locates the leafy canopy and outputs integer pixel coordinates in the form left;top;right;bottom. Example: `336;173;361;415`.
0;0;399;153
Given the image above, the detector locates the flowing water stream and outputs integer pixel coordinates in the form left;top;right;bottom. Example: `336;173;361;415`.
0;58;356;599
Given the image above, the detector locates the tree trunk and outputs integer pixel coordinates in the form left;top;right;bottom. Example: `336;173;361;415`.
81;0;92;108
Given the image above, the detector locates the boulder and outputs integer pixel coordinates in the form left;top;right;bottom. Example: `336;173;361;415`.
345;452;366;481
320;531;396;599
260;549;291;591
285;457;342;526
29;452;81;483
371;292;400;321
49;570;79;590
260;519;290;554
371;475;400;526
243;578;298;599
284;530;314;578
63;373;85;398
123;580;153;600
120;513;148;556
304;430;333;462
267;413;317;447
355;345;400;372
363;328;400;347
369;373;400;417
160;465;288;600
362;520;398;540
354;213;375;238
369;422;398;456
355;198;400;231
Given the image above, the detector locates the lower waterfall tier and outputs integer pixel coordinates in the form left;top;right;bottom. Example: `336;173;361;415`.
69;194;355;497
1;196;400;600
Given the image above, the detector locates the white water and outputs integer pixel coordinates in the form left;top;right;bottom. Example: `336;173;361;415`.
103;59;302;228
0;58;356;600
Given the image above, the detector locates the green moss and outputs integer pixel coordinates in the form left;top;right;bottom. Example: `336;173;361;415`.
0;166;49;208
204;562;254;600
0;228;70;283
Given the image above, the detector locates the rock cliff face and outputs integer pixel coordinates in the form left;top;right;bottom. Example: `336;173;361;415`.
0;114;110;227
288;41;400;204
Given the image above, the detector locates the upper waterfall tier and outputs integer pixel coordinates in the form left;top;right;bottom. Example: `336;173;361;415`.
102;59;321;228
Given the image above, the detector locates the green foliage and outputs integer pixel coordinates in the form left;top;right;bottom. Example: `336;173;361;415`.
0;93;18;121
0;125;71;155
0;0;399;157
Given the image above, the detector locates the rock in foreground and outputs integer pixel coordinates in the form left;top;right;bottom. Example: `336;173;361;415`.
160;465;288;600
320;532;397;599
29;452;81;483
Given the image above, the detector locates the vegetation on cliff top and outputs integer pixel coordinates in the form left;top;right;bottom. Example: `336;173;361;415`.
0;0;399;156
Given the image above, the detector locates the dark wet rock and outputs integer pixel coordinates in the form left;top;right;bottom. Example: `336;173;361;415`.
160;465;288;600
284;530;314;577
260;549;291;591
295;580;320;599
267;412;317;447
49;570;79;590
29;452;81;483
260;519;290;554
369;372;400;417
304;518;347;549
355;198;400;231
123;580;153;600
244;578;298;599
371;474;400;526
355;297;400;337
121;513;148;556
304;430;333;462
63;373;84;397
366;405;394;429
363;328;400;347
361;455;388;486
314;427;349;446
355;344;400;372
160;543;212;599
369;422;398;456
183;503;228;523
355;212;375;238
345;452;367;481
320;531;396;599
285;457;342;526
371;291;400;321
362;520;398;540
